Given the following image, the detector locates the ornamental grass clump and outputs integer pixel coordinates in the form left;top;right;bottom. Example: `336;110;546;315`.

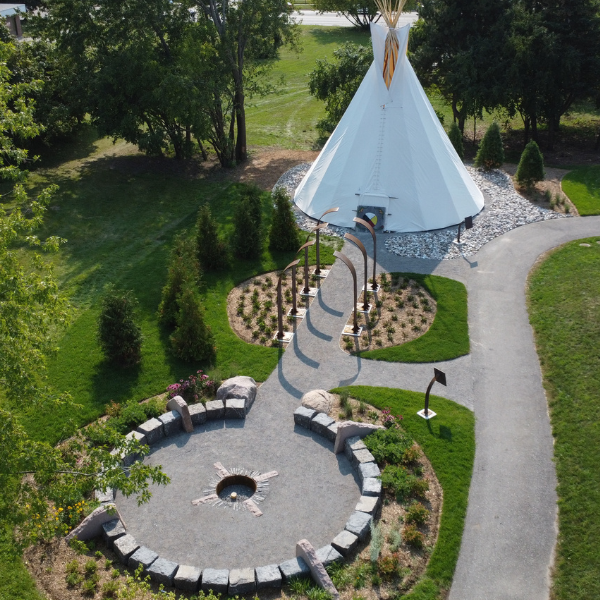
474;121;504;170
97;286;142;367
516;140;545;190
269;187;301;252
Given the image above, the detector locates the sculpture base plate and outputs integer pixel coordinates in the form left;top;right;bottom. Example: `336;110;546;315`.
417;409;437;420
300;288;319;298
342;325;363;337
272;332;294;344
287;308;306;319
355;303;372;314
312;269;330;278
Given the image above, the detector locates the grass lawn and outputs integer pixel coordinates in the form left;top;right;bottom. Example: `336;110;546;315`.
332;386;475;599
359;274;469;363
5;138;341;445
246;26;370;150
527;237;600;599
561;165;600;216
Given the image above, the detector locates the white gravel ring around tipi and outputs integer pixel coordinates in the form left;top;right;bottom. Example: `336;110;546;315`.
273;163;571;260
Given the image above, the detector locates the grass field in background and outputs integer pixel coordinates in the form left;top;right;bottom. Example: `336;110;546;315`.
527;237;600;599
332;386;475;600
561;166;600;216
359;274;469;363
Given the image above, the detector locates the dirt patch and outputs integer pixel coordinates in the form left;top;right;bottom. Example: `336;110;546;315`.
340;275;437;355
227;269;322;346
503;163;578;215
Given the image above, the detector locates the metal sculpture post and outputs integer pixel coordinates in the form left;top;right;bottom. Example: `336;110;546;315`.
344;233;370;312
417;368;447;419
297;240;316;295
275;259;300;342
353;217;379;291
314;207;339;276
287;259;301;316
334;251;361;335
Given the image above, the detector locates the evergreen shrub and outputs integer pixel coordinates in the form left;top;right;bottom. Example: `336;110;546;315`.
474;122;504;170
170;284;215;363
195;203;229;271
516;140;545;189
448;122;465;160
97;286;142;366
269;187;301;251
158;235;199;327
232;190;263;259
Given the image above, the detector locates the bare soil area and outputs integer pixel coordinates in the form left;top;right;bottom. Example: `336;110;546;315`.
340;275;437;355
503;163;578;215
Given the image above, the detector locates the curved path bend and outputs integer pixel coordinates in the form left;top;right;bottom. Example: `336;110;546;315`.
279;215;600;599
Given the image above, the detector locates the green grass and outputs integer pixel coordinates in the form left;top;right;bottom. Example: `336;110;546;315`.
358;274;469;363
527;236;600;600
331;386;475;599
246;26;370;149
562;165;600;216
6;139;341;445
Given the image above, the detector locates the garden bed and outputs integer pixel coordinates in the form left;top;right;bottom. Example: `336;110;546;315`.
227;270;322;346
340;274;437;355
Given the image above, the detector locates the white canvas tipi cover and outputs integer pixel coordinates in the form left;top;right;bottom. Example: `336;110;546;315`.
294;21;484;232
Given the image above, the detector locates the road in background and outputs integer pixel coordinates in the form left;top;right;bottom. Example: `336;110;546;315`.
293;10;418;27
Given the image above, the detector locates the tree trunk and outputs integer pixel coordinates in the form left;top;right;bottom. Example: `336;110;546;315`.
531;114;538;144
198;140;208;161
234;86;247;163
595;129;600;151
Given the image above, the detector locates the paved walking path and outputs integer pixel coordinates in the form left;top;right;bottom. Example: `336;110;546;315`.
281;215;600;599
119;212;599;597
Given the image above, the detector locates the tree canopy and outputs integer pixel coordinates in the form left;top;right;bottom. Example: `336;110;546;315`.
0;39;168;547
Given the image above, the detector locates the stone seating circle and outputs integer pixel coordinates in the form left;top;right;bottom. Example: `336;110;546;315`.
74;381;384;594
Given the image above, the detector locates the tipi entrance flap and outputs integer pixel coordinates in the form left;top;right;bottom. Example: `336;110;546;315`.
357;193;389;230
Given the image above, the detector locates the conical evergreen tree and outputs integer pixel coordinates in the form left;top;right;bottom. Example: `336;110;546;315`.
232;195;263;259
448;122;465;160
474;122;505;170
158;235;199;327
195;204;229;271
98;286;143;366
170;284;215;363
516;140;545;189
269;188;301;252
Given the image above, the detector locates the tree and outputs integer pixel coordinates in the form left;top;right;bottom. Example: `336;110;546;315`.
474;122;505;169
8;39;87;143
308;42;373;135
195;204;229;271
448;122;465;160
159;235;200;327
409;0;513;132
0;39;167;548
196;0;299;163
97;287;143;366
269;187;301;252
170;284;215;363
232;195;263;259
508;0;600;148
516;140;544;189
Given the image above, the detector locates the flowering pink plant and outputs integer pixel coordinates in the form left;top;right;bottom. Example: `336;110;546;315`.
381;408;403;429
166;370;216;404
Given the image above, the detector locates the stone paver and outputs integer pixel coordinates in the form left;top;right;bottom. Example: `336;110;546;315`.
255;564;282;589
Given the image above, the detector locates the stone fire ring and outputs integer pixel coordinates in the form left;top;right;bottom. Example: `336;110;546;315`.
76;381;383;594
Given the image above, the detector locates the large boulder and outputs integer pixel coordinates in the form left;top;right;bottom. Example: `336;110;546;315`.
301;389;333;414
216;376;257;410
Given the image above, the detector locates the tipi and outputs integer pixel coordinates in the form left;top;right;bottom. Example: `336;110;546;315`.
294;0;484;232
